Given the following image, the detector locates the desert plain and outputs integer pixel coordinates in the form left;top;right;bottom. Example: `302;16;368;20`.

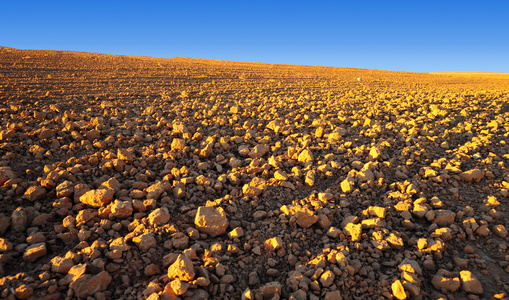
0;46;509;299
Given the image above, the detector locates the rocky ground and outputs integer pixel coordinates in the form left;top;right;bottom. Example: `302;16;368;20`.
0;46;509;299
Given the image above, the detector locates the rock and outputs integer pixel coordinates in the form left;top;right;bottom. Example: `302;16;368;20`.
460;270;483;294
11;207;28;232
110;237;130;252
460;169;485;183
167;254;195;281
0;167;16;185
133;233;156;251
0;238;13;252
117;148;134;163
392;280;407;299
23;242;47;262
170;278;189;295
433;210;456;226
305;170;316;186
228;227;244;238
148;207;171;226
111;200;133;218
39;128;55;139
298;149;314;163
493;224;508;238
344;223;362;241
56;180;74;198
194;206;228;237
14;284;33;299
369;147;381;160
431;269;460;292
249;144;269;159
274;170;289;181
70;271;112;298
398;258;422;275
99;177;120;192
366;206;386;218
326;290;343;300
85;129;100;141
242;177;267;197
475;225;490;237
23;185;46;201
79;189;114;207
51;256;74;273
341;177;355;193
264;237;283;251
281;205;318;228
76;209;96;226
171;138;186;150
146;181;170;200
413;202;429;218
320;270;335;287
145;264;162;276
259;282;282;300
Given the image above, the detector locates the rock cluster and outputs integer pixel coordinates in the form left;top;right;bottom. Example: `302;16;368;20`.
0;46;509;299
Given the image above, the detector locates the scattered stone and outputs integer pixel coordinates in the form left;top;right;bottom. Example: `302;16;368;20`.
23;185;46;201
243;177;267;197
70;271;112;298
392;279;407;299
148;207;171;226
79;189;115;207
23;242;47;262
167;254;195;281
133;233;156;251
194;206;229;237
11;207;28;232
431;269;460;292
460;270;483;294
0;238;13;252
460;169;485;182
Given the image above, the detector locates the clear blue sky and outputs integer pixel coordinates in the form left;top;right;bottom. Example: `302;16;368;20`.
1;1;508;72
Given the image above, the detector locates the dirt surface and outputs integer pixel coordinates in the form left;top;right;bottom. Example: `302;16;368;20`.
0;46;509;300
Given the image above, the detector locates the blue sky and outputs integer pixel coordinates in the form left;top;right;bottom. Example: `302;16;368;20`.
1;1;508;72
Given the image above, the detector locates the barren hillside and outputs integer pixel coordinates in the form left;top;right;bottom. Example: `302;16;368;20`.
1;47;509;299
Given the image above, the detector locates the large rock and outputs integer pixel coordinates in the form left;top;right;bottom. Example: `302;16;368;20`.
248;144;269;159
0;238;13;252
298;149;314;163
23;186;46;201
99;177;120;192
194;206;228;237
280;205;318;228
23;242;47;262
79;189;114;207
344;223;362;241
111;200;133;218
242;177;266;197
433;210;456;226
460;169;485;183
11;207;27;232
431;269;460;292
460;270;483;294
132;233;156;251
392;280;407;299
70;271;112;298
51;256;74;273
167;254;195;281
0;167;16;185
146;181;170;200
148;207;171;226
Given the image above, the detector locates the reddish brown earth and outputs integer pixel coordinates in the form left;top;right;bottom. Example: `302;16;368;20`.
1;46;509;299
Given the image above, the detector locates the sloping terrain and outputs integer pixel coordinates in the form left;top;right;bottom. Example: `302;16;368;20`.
0;46;509;299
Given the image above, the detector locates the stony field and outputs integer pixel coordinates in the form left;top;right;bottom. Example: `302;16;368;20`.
1;46;509;299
